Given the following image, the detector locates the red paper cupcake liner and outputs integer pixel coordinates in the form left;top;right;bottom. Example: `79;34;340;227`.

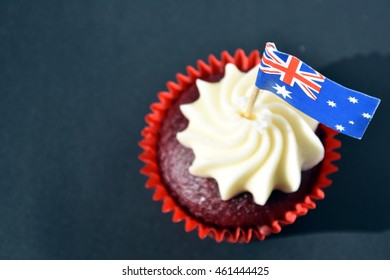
139;49;341;243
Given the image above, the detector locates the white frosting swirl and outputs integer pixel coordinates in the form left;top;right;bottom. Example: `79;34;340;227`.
177;64;324;205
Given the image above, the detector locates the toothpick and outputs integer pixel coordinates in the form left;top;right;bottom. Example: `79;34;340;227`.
244;87;260;119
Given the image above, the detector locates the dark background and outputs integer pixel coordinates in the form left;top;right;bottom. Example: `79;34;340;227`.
1;0;389;259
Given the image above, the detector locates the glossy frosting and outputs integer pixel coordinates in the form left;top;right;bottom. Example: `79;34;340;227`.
176;64;324;205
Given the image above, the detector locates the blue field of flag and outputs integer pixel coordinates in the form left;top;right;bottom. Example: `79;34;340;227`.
255;43;380;139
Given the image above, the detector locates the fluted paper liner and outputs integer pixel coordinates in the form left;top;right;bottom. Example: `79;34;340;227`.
139;49;341;243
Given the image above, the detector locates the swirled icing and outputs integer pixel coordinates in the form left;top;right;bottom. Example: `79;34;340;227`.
176;63;324;205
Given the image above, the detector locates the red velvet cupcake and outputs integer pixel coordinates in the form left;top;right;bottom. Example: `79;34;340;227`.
139;49;341;243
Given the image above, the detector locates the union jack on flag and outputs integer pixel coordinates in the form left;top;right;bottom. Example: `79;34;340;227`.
255;42;380;139
260;42;325;100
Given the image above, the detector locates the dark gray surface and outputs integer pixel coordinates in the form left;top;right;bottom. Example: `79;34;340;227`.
0;0;389;259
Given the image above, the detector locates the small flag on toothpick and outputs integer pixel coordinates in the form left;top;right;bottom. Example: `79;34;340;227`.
255;42;380;139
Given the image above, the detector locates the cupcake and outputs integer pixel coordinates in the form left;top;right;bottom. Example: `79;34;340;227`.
139;49;341;243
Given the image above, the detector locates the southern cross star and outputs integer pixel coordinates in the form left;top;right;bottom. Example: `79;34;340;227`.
348;96;358;104
272;83;292;99
335;124;345;132
362;112;372;119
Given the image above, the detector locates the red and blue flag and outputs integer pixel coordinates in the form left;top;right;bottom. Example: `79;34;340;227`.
255;42;380;139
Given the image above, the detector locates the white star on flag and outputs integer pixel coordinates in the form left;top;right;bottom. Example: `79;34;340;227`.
327;100;337;108
348;96;359;104
362;112;372;119
335;124;345;131
272;83;292;99
349;120;355;125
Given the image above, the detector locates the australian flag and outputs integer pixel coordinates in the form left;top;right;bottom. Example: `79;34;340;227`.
255;42;380;139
